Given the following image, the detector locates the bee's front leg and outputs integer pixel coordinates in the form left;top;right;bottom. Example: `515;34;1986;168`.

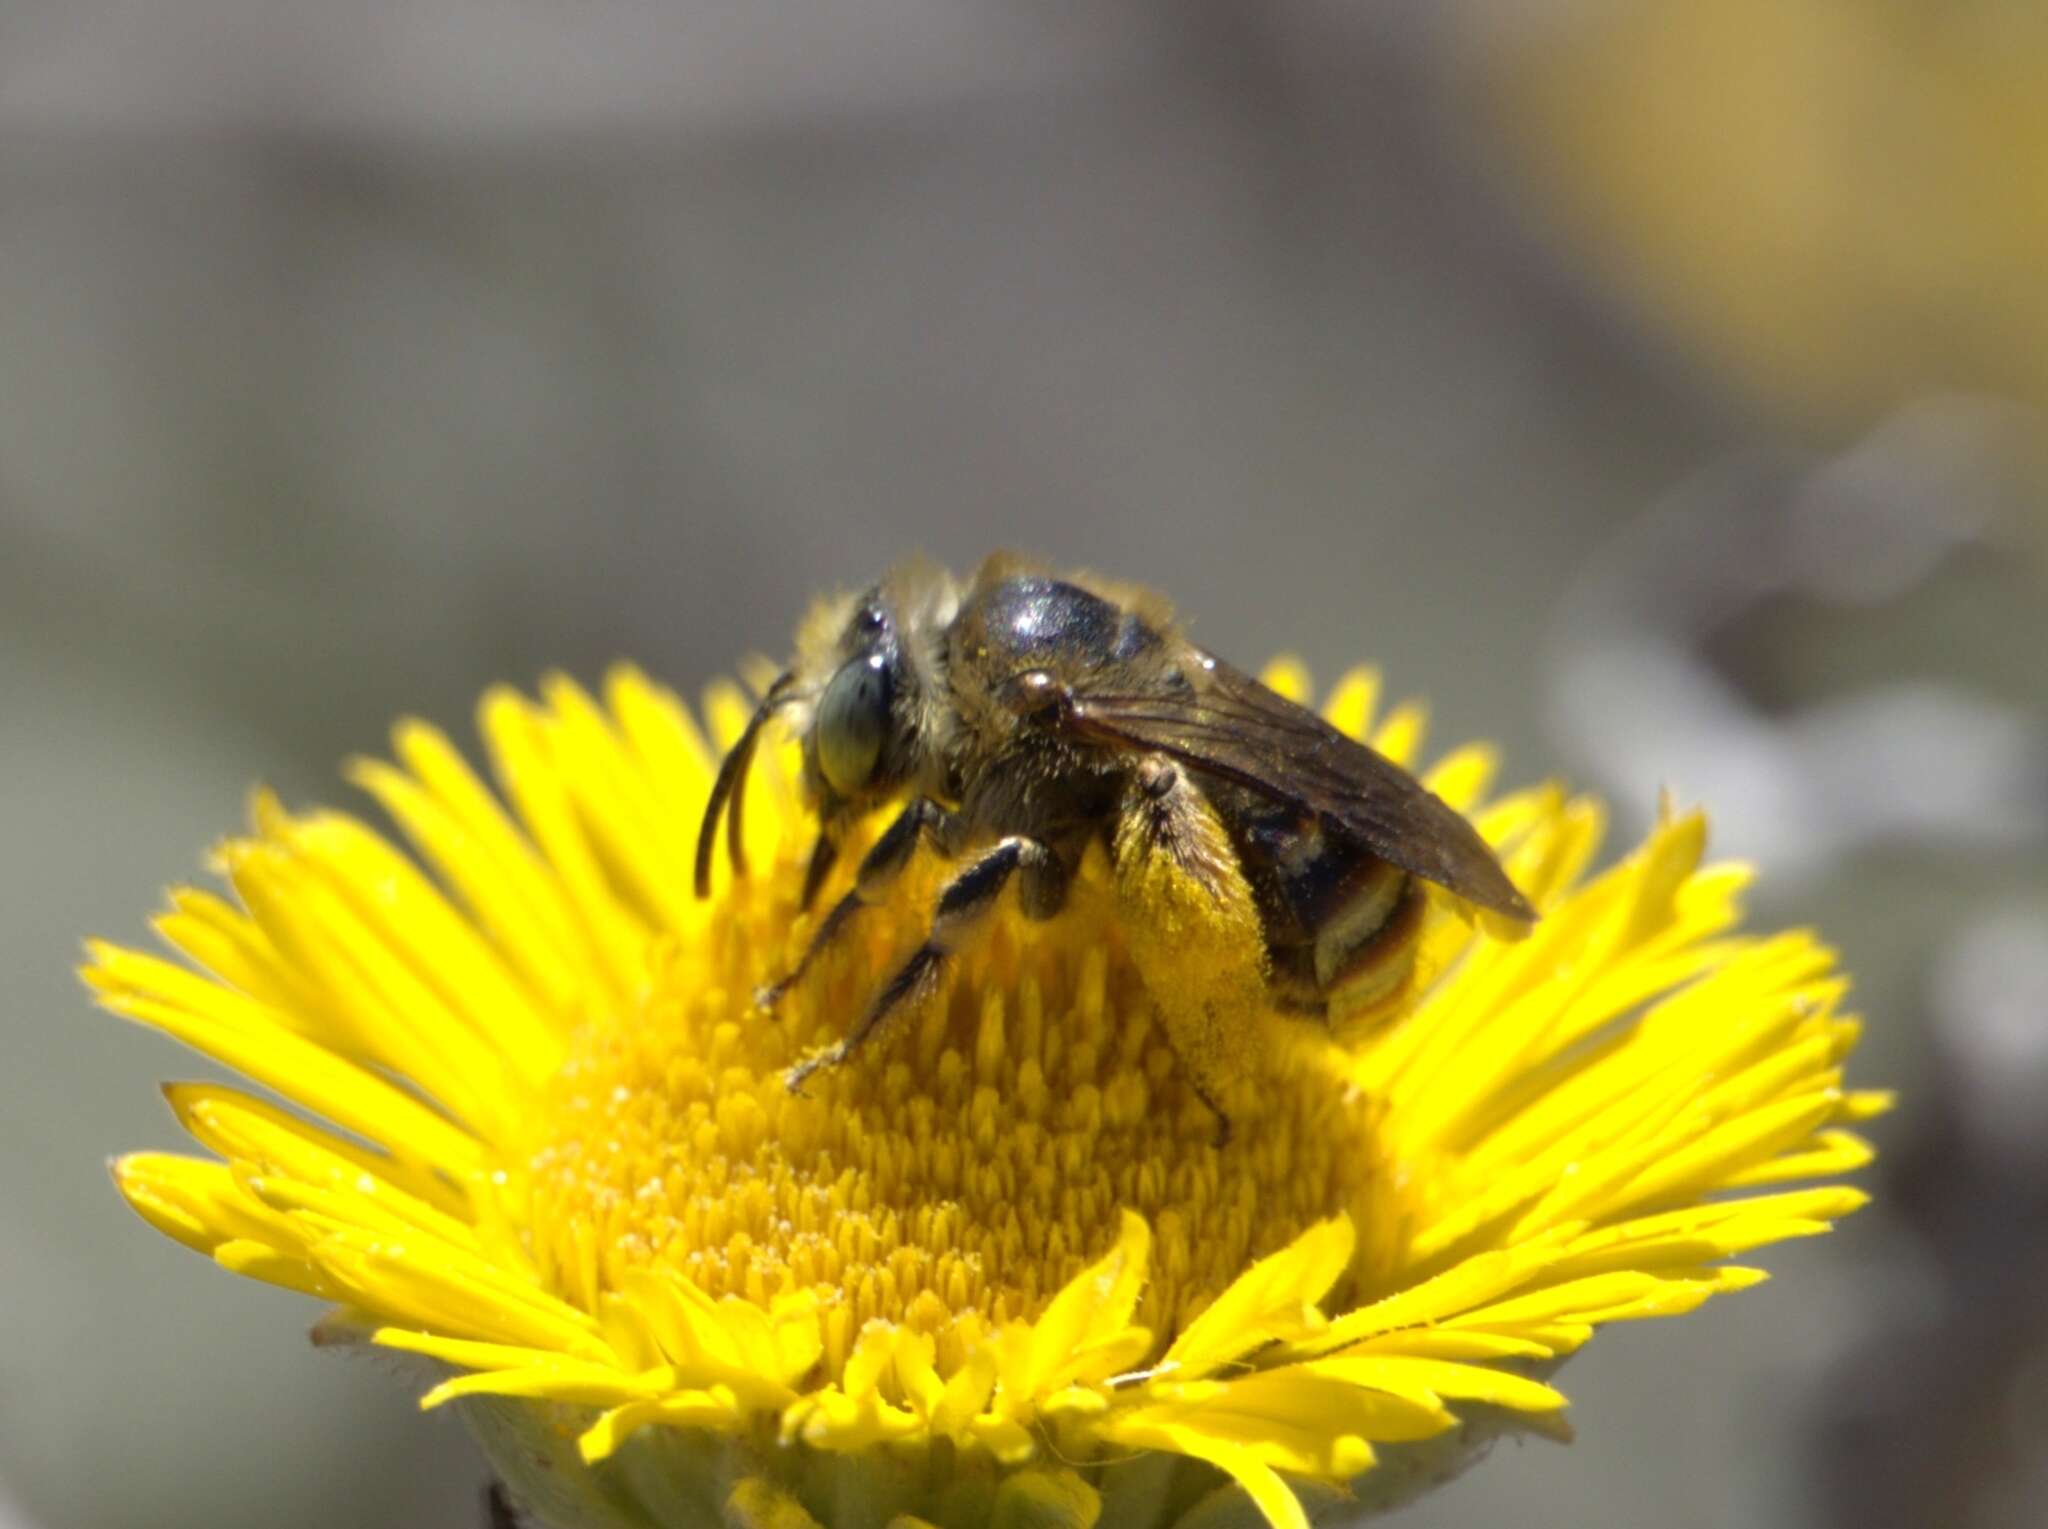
798;828;841;910
786;835;1066;1090
756;796;960;1013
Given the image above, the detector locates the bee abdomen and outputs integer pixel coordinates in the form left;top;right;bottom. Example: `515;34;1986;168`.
1251;824;1424;1021
1318;868;1424;1023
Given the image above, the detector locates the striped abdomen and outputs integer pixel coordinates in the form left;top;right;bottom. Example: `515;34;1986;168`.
1217;785;1426;1022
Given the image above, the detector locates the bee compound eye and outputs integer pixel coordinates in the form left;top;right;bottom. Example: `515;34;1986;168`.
817;653;892;794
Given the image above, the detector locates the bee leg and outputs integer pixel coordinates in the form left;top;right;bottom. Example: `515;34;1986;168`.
756;797;956;1013
787;836;1065;1091
483;1483;523;1528
799;829;841;910
1181;1073;1235;1149
1113;759;1269;1146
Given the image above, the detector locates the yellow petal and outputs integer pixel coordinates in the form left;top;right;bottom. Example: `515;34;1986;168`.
1304;1354;1565;1413
1097;1424;1314;1529
1320;667;1382;739
1006;1210;1151;1399
87;946;484;1174
1164;1216;1354;1379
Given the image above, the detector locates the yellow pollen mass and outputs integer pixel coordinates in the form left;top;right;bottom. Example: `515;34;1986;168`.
522;850;1389;1382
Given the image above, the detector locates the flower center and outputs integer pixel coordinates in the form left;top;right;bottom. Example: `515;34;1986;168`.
521;851;1389;1380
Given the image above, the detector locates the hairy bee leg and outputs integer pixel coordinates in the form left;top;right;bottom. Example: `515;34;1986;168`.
755;796;957;1013
787;836;1065;1091
1113;759;1268;1145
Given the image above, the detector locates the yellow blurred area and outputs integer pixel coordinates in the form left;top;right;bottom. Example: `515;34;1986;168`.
1465;1;2048;439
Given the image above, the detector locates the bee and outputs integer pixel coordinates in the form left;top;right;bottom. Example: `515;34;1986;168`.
696;554;1534;1137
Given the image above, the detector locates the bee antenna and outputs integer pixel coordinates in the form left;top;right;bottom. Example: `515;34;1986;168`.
694;672;796;898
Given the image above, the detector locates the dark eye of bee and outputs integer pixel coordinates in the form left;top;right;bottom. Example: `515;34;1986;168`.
816;653;893;793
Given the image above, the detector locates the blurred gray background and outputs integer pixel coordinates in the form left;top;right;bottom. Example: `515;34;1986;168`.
5;3;2046;1528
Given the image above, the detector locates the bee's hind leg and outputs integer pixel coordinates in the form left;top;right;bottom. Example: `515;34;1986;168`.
1113;758;1269;1146
786;835;1066;1091
756;796;959;1013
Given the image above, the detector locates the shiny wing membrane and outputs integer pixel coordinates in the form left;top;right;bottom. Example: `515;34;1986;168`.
1064;656;1535;920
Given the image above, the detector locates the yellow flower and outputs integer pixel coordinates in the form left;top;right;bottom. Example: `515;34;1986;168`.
89;661;1886;1529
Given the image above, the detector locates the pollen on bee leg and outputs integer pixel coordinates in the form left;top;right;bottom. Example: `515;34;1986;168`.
1110;765;1278;1132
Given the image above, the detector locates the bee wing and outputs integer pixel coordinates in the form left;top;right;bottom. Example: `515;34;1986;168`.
1064;656;1535;921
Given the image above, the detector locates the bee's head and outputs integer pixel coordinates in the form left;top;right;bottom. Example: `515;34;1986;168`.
694;563;955;899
